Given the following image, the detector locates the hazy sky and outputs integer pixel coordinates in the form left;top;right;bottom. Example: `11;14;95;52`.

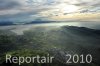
0;0;100;22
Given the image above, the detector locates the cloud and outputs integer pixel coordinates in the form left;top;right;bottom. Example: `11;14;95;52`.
0;0;21;10
0;0;100;22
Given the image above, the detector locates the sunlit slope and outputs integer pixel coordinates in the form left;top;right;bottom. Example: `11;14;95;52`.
21;26;100;63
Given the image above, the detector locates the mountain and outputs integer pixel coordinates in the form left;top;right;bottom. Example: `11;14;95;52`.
25;21;57;24
0;21;57;26
22;26;100;65
0;21;14;26
0;25;100;66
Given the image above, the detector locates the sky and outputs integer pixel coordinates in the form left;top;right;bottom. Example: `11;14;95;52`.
0;0;100;22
